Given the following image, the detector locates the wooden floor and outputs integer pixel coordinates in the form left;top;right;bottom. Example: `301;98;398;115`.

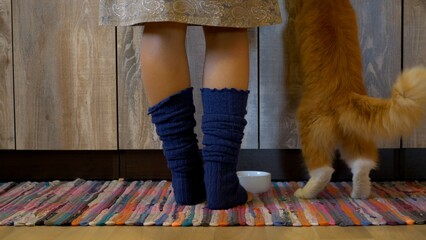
0;225;424;240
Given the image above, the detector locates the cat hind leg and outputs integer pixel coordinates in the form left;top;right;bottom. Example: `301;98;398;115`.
348;159;376;198
294;166;335;198
295;123;336;199
339;137;378;199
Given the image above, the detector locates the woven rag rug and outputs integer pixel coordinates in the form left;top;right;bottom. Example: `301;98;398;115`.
0;180;424;227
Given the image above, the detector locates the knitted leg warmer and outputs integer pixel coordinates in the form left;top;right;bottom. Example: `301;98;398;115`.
148;88;206;205
201;88;249;209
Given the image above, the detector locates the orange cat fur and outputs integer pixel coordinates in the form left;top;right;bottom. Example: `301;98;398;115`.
294;0;426;199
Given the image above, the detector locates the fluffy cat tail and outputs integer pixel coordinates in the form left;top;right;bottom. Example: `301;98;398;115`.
339;67;426;140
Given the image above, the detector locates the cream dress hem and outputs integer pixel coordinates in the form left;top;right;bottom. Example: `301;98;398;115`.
99;0;282;28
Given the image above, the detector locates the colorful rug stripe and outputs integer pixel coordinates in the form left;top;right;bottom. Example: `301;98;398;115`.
0;180;424;227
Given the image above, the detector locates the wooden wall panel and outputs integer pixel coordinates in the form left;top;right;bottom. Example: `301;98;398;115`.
0;0;14;149
187;27;205;149
260;0;401;149
403;0;426;148
245;28;260;148
118;26;258;149
259;0;299;149
13;0;116;150
352;0;401;148
117;26;160;149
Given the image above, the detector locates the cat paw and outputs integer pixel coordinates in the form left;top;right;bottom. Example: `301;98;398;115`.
247;192;253;202
351;189;370;199
294;188;316;199
351;184;371;199
294;188;304;198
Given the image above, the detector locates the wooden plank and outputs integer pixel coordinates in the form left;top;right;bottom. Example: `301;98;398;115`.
0;150;119;181
117;26;161;149
0;224;425;240
352;0;401;148
245;28;259;149
403;0;426;148
0;149;400;181
118;26;258;149
401;149;426;179
259;0;401;149
259;0;300;149
0;0;14;149
186;27;205;149
13;0;116;149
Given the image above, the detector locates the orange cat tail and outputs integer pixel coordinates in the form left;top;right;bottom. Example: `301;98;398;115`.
339;67;426;141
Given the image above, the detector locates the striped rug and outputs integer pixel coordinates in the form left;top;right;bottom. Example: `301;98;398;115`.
0;180;424;227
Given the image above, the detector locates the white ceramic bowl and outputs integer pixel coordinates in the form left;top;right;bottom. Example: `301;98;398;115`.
237;171;271;194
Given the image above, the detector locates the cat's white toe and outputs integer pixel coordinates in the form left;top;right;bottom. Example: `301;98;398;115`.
294;188;305;198
294;188;317;199
351;189;370;199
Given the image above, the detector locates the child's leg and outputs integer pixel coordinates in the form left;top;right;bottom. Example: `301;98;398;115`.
141;22;205;205
202;27;250;90
201;26;250;209
140;22;191;106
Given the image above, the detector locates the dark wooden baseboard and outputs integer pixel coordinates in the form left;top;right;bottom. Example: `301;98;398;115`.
0;151;120;181
0;149;425;181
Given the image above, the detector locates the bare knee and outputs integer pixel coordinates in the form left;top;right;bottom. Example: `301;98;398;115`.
143;22;187;45
141;22;188;60
201;27;250;90
203;26;248;49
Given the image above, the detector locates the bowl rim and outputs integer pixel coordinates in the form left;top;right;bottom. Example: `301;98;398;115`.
236;171;271;177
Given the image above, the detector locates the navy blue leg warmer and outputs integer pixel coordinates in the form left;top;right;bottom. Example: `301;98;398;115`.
201;88;249;209
148;88;206;205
